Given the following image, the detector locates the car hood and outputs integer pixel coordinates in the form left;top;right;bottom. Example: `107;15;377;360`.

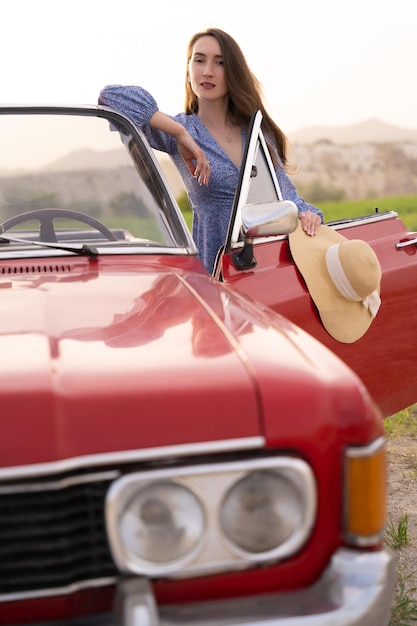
0;259;357;470
0;262;271;468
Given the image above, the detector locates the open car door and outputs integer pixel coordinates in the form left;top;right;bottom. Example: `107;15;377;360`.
216;110;417;418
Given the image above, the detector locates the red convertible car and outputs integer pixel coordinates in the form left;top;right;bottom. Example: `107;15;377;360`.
0;104;413;625
216;111;417;420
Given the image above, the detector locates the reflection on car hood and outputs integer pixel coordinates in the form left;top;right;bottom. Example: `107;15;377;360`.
0;259;341;468
0;262;261;467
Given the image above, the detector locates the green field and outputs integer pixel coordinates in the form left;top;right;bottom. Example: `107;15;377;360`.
181;194;417;233
319;195;417;231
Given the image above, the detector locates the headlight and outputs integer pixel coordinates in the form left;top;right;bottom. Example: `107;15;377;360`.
110;480;206;574
106;457;316;578
220;470;305;556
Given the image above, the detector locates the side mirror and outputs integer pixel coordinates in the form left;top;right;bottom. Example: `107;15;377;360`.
242;200;298;238
232;200;298;270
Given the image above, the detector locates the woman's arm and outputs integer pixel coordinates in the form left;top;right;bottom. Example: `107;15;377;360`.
149;111;210;185
99;85;210;185
276;167;323;236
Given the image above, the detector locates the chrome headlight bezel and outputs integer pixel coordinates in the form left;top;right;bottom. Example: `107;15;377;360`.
105;456;316;578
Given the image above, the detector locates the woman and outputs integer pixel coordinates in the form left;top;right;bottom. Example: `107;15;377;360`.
99;28;323;273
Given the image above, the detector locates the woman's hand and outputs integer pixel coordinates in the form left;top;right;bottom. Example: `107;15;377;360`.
299;210;321;236
174;129;211;186
149;111;211;186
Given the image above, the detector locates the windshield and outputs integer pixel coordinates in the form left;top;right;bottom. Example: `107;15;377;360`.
0;109;193;257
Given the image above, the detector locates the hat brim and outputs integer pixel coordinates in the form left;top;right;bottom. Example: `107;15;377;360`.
289;222;377;343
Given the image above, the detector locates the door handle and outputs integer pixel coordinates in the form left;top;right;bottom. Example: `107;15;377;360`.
396;237;417;249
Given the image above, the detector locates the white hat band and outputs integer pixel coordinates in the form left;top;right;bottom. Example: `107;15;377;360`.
326;244;381;318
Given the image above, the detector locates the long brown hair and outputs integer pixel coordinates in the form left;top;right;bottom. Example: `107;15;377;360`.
185;28;288;169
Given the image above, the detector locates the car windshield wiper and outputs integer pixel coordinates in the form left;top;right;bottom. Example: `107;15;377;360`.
0;235;99;258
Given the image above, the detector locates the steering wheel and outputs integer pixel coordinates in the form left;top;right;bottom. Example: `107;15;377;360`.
0;208;118;242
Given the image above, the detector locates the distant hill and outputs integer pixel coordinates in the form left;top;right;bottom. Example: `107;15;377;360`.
288;118;417;145
155;120;417;201
156;119;417;201
39;147;188;200
5;119;414;204
290;141;417;200
41;148;128;172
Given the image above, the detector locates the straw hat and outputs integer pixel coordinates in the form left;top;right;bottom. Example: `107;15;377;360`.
288;222;382;343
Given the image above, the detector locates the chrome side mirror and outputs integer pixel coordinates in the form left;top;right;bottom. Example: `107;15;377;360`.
242;200;298;238
232;201;298;270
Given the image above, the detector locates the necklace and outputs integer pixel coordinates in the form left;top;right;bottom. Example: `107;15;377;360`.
202;119;232;143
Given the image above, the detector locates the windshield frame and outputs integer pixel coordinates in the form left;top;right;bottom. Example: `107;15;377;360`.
0;105;197;261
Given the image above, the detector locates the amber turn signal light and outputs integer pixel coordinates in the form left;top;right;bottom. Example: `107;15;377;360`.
344;437;387;546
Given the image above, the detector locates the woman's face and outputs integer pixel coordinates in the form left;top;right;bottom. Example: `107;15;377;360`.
188;35;228;103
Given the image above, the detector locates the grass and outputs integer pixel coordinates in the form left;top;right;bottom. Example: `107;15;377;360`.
386;514;411;550
385;406;417;625
180;194;417;233
390;581;417;625
319;194;417;232
385;407;417;439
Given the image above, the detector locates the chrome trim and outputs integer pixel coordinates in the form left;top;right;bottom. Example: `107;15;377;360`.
0;576;117;604
230;211;400;250
345;436;385;458
115;548;396;626
329;210;399;231
0;246;194;261
348;529;386;548
0;437;265;481
0;469;120;495
105;456;316;578
396;236;417;248
116;578;159;626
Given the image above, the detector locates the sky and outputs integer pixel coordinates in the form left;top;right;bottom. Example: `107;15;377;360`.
2;0;416;134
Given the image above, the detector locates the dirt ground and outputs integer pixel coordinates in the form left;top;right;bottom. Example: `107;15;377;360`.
386;432;417;610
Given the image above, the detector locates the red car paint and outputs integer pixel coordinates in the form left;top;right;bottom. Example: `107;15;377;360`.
0;106;402;625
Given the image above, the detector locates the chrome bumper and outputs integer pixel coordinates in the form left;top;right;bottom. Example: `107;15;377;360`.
114;547;396;626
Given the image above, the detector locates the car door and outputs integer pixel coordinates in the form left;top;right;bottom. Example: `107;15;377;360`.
217;111;417;418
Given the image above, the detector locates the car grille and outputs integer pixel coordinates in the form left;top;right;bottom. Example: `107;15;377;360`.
0;470;119;598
